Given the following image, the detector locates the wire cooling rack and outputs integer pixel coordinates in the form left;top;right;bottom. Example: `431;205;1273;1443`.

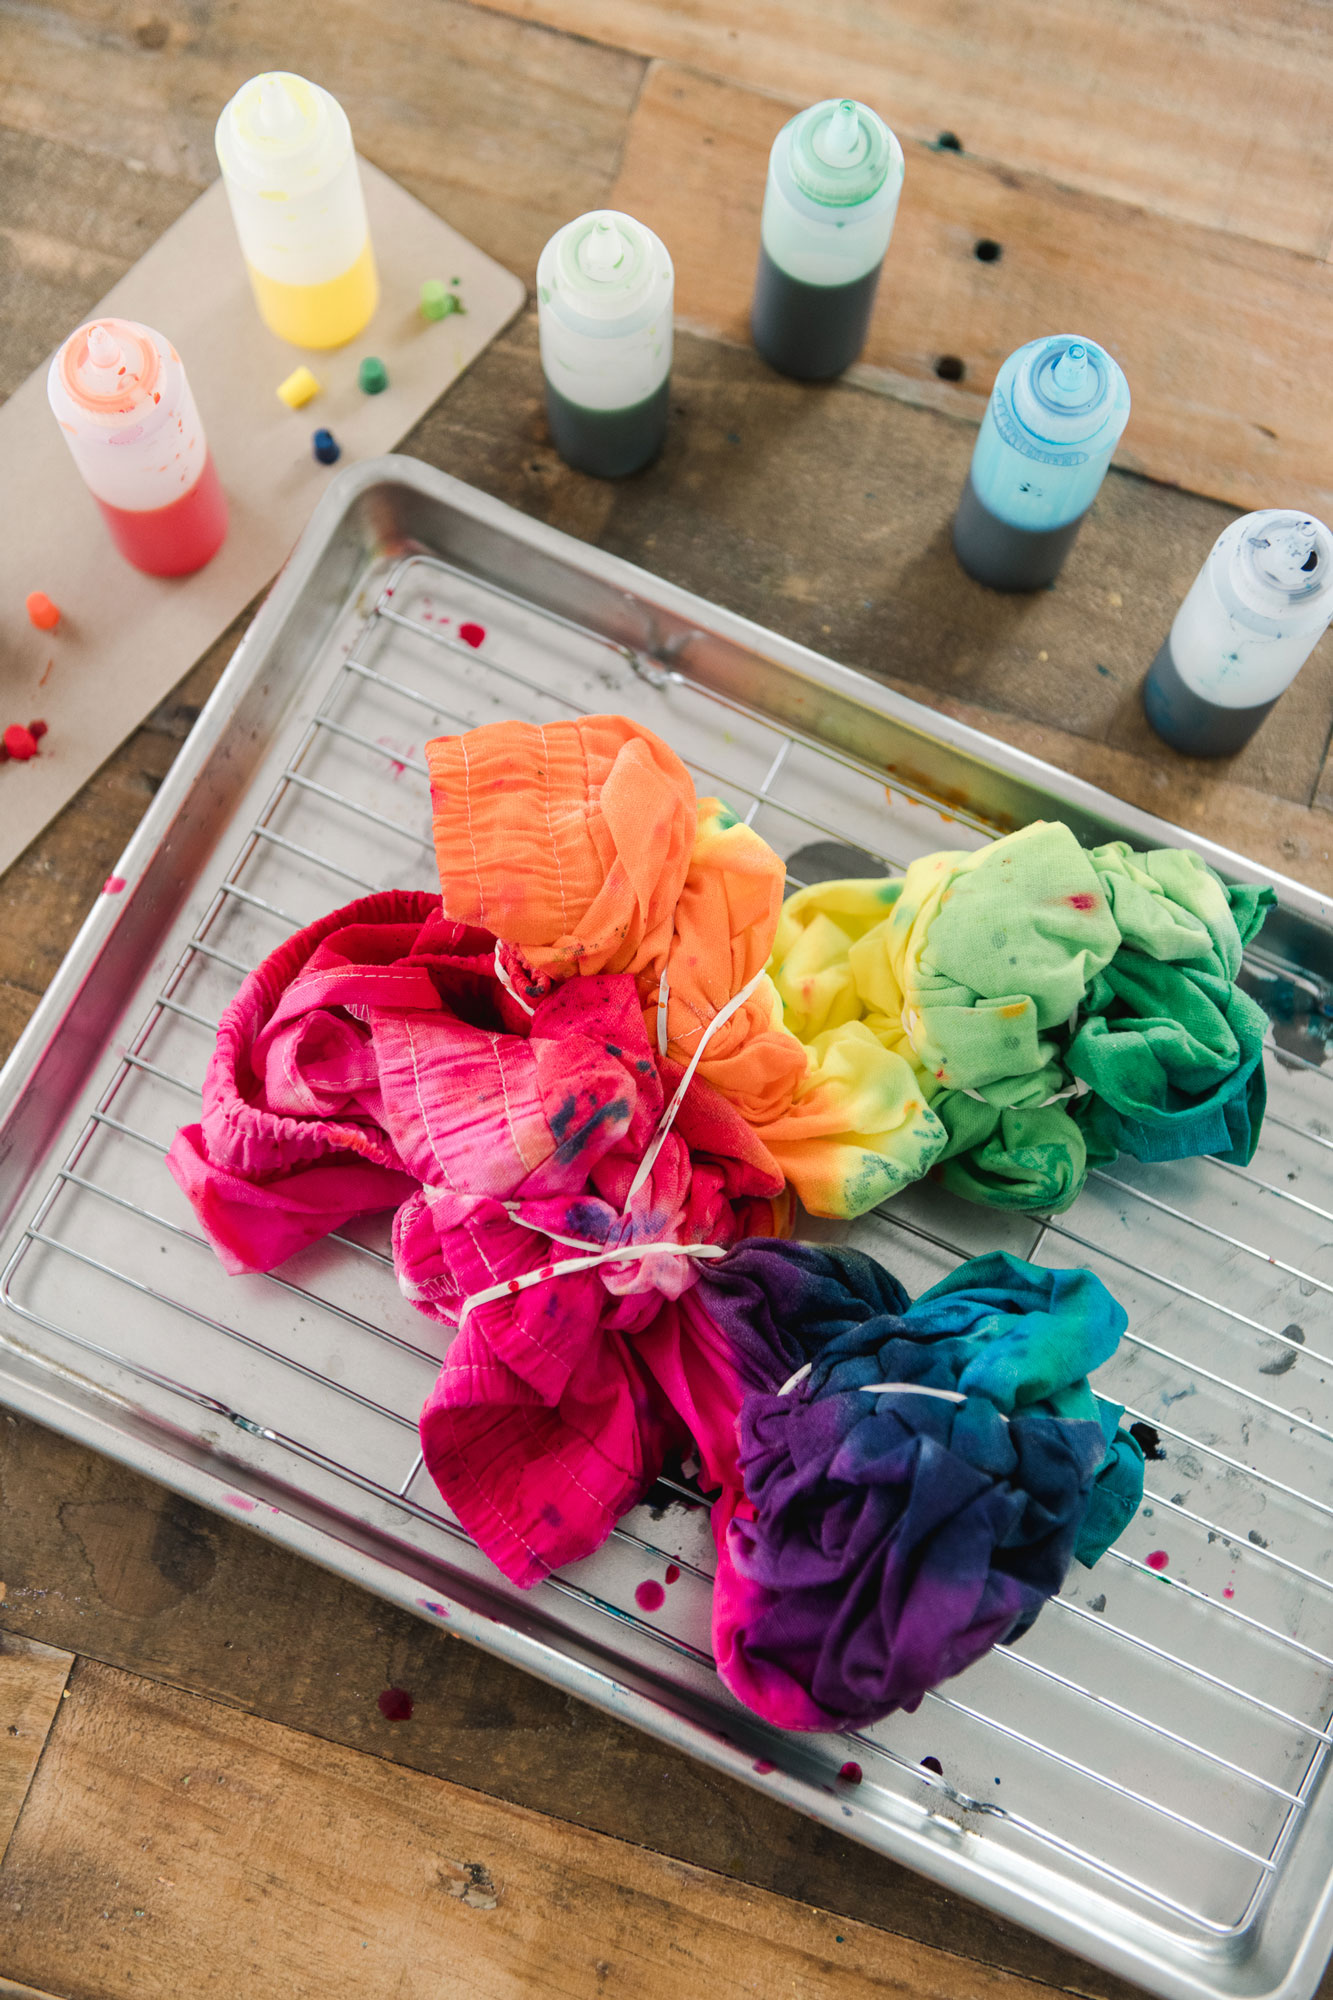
6;548;1333;1967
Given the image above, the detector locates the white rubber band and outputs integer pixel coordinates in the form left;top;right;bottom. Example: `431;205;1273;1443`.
458;1239;726;1323
656;965;670;1059
624;965;767;1205
778;1367;1010;1421
493;944;536;1017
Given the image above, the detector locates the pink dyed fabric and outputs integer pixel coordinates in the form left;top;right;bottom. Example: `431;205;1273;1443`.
168;891;787;1588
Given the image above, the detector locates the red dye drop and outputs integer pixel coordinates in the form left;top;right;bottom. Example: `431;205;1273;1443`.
103;876;127;895
635;1579;666;1612
752;1759;776;1775
93;452;228;576
920;1755;944;1776
838;1761;863;1785
377;1686;413;1720
1145;1549;1169;1570
4;725;38;761
458;621;486;649
28;719;48;740
664;1563;680;1585
1066;892;1098;911
1223;1586;1235;1599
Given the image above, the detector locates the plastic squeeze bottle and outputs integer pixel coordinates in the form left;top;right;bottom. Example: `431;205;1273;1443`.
953;335;1130;591
1143;511;1333;756
536;210;674;479
48;318;228;577
750;98;904;381
215;71;378;349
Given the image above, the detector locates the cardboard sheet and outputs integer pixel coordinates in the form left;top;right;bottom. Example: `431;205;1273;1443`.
0;163;526;878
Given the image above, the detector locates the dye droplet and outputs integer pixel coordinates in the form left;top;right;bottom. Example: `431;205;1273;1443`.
1145;1550;1169;1571
458;621;486;649
1129;1421;1165;1461
1223;1586;1235;1599
664;1563;680;1585
752;1759;776;1775
377;1687;413;1720
920;1755;944;1776
634;1579;665;1612
838;1761;862;1785
103;876;127;894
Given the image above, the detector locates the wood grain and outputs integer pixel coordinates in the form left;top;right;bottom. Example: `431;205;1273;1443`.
0;0;642;296
465;0;1333;259
0;1634;73;1861
611;64;1333;524
0;1659;1065;2000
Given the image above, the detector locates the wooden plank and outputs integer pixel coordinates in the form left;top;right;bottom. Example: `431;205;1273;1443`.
0;1633;74;1860
465;0;1333;260
0;1659;1066;2000
0;0;642;297
610;63;1333;525
0;1412;1140;1999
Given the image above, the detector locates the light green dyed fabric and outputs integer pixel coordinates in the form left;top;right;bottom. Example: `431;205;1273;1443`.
768;819;1275;1213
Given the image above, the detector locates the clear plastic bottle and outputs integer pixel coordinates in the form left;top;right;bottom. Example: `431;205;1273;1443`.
750;98;904;381
48;317;228;577
1143;510;1333;756
953;335;1131;591
215;71;378;350
536;210;674;479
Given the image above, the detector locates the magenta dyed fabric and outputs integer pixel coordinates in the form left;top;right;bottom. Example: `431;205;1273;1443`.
167;891;785;1588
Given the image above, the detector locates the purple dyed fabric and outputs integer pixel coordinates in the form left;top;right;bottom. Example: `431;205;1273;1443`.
704;1246;1141;1731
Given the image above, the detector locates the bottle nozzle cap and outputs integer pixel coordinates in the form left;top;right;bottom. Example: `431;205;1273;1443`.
86;325;122;372
1051;343;1089;396
253;74;308;143
813;100;864;168
579;216;628;281
1248;518;1327;593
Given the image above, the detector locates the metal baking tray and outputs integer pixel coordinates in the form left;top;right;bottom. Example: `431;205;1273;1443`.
4;455;1333;2000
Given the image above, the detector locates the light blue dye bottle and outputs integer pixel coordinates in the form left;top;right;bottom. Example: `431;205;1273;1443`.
953;334;1131;591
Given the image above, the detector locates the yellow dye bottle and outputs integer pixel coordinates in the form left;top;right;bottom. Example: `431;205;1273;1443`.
215;72;378;351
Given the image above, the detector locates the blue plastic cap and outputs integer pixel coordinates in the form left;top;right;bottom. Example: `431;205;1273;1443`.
312;427;341;465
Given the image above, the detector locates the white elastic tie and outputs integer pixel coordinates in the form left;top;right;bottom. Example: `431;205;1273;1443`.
624;966;767;1205
458;1239;726;1323
656;965;670;1059
777;1367;1009;1422
860;1381;1011;1423
493;944;536;1017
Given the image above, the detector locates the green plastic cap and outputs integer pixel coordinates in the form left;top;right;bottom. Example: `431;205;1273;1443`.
785;98;893;207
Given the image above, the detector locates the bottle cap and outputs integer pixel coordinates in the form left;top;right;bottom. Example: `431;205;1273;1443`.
215;71;351;196
1228;511;1333;617
1006;335;1131;453
49;318;172;439
784;99;894;206
538;210;673;328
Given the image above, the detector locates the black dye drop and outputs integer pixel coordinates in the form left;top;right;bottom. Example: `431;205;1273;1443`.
750;245;882;381
952;470;1087;592
544;376;670;480
1142;632;1277;757
1129;1421;1166;1462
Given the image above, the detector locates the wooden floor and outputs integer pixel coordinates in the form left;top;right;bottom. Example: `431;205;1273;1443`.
3;1;1333;1995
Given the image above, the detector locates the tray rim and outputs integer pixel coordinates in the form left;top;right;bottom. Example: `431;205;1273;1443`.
3;451;1332;2000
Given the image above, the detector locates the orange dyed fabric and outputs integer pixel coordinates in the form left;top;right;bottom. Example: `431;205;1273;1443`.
427;715;696;977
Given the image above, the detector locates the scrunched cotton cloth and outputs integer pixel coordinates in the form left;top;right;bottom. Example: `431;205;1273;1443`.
166;890;788;1586
771;819;1274;1212
694;1243;1142;1731
426;714;945;1218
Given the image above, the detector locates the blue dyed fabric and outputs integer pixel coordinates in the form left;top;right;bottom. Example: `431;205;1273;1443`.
705;1245;1143;1731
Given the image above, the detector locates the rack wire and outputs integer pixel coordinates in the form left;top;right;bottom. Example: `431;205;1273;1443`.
6;550;1333;1950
